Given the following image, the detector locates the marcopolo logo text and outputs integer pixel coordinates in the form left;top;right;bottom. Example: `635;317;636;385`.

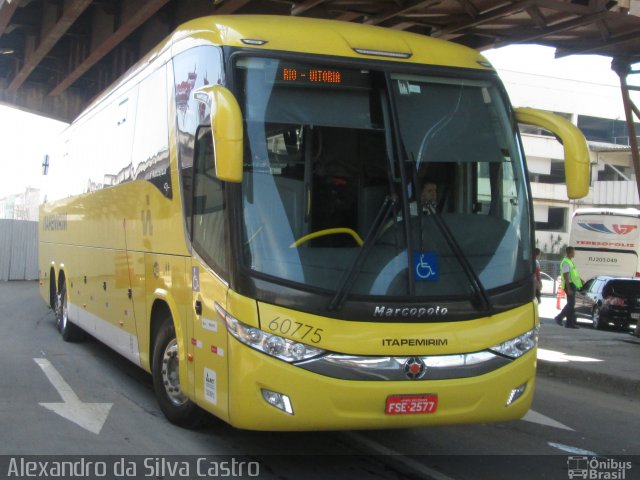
373;305;448;318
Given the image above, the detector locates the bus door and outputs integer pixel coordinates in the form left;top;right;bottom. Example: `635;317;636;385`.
110;247;145;362
95;219;144;365
189;127;230;421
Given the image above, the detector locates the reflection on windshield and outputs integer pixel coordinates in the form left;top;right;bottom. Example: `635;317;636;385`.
234;57;532;301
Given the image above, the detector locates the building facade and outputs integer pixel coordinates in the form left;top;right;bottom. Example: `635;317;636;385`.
495;58;640;256
0;187;40;221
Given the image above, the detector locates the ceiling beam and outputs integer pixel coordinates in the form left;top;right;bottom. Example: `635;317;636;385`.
0;0;19;36
214;0;252;14
558;26;640;57
333;11;364;21
49;0;169;96
530;0;601;15
525;5;547;29
494;11;609;47
291;0;328;16
363;0;438;25
595;18;611;41
8;0;92;91
454;0;479;19
433;0;534;37
389;21;417;30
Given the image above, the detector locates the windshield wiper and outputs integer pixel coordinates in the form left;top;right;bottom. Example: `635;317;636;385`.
327;195;397;311
426;210;493;312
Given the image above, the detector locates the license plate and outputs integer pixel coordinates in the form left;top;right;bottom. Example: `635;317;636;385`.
631;313;640;319
385;394;438;415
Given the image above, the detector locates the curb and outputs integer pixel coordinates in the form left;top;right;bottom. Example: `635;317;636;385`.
537;360;640;397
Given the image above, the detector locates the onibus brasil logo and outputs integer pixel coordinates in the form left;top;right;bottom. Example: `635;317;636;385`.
567;456;632;479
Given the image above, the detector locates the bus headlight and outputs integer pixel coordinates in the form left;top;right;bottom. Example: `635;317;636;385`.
215;303;325;362
489;327;539;359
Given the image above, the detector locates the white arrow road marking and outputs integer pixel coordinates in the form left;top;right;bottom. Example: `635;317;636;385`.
522;409;575;431
537;348;602;363
548;442;597;456
34;358;112;435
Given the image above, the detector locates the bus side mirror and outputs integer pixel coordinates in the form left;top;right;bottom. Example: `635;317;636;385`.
194;85;243;183
515;107;589;199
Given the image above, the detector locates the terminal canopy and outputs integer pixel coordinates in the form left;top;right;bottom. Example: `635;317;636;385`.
0;0;639;120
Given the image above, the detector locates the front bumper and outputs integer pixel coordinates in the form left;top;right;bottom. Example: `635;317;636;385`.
225;337;536;431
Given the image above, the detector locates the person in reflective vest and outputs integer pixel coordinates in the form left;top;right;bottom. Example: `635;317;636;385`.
554;246;583;329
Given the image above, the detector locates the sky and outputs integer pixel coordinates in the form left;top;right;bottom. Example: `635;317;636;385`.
483;44;623;87
0;105;67;199
0;44;634;199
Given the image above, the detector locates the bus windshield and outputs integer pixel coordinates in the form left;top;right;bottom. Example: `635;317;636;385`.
234;56;532;300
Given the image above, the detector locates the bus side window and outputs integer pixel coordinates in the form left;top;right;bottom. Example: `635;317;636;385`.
173;45;224;238
192;127;228;277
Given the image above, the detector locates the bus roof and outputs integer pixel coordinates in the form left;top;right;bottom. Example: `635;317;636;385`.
173;15;491;71
573;208;640;218
71;15;493;127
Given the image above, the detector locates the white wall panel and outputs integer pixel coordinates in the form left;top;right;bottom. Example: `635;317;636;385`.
0;220;38;281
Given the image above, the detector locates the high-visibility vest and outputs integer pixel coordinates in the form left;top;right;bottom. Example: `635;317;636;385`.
560;257;582;289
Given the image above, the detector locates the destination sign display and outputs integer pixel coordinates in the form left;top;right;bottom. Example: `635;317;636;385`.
277;64;369;88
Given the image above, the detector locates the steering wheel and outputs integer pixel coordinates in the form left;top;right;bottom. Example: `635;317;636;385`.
290;228;364;248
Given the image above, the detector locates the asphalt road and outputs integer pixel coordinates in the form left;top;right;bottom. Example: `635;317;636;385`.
1;281;638;480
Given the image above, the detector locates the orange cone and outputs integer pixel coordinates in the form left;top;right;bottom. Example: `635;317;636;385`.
556;285;565;309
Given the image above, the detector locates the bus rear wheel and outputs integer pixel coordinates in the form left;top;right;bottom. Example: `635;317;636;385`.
152;316;204;428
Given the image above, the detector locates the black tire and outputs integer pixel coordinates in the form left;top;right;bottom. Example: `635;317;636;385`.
592;306;606;330
152;316;204;428
49;272;57;311
55;279;84;342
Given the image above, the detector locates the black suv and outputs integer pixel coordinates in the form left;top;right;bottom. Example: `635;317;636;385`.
575;276;640;330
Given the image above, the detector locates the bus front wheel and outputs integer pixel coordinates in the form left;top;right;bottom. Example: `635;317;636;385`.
56;279;83;342
152;316;204;428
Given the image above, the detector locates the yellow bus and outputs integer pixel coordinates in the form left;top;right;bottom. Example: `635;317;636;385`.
39;15;589;430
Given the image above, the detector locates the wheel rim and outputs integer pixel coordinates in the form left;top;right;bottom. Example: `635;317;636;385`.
161;339;187;406
56;289;68;330
593;308;600;327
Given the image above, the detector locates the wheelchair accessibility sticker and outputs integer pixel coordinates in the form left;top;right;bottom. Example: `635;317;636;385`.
414;252;439;281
